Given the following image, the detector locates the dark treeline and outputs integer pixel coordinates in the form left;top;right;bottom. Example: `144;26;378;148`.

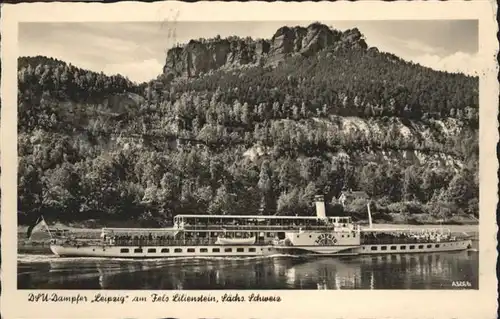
162;47;478;126
18;56;141;103
18;43;479;226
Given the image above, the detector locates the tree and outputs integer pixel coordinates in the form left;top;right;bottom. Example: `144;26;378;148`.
444;169;476;208
277;189;299;214
18;160;43;218
402;166;422;202
208;185;235;215
257;160;274;212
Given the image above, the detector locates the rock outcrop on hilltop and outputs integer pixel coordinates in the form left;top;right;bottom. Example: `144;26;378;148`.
163;22;367;78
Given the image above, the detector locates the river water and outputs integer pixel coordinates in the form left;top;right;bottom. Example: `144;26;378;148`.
18;243;478;290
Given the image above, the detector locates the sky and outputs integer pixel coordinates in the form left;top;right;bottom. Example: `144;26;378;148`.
18;20;479;83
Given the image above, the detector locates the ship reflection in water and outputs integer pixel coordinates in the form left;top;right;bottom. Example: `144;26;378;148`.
18;248;478;290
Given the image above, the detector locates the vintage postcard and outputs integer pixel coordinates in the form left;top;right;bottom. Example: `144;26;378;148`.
1;1;498;318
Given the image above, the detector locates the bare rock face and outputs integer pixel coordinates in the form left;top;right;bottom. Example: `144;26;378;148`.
227;40;253;65
266;26;305;65
209;40;231;69
270;26;297;56
163;23;369;78
163;46;184;77
164;38;261;78
300;23;341;56
339;28;368;50
256;39;271;56
164;40;229;78
268;26;332;56
292;27;308;51
186;40;212;77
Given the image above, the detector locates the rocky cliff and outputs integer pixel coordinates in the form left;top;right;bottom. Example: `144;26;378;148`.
163;22;367;78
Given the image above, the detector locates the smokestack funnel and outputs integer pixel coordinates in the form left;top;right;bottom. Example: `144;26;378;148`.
315;195;326;219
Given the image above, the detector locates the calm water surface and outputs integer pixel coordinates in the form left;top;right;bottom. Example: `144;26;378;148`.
18;244;478;290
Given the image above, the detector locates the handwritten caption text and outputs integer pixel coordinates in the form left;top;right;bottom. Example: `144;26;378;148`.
28;293;282;304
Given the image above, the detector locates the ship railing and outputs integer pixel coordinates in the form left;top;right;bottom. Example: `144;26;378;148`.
361;236;459;245
181;224;339;231
361;228;453;235
57;238;272;247
55;238;105;247
113;239;222;246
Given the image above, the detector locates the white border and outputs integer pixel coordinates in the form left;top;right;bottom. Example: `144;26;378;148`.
1;1;498;318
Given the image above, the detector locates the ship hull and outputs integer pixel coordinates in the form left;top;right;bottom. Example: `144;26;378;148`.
50;244;277;258
50;239;472;258
273;245;360;256
356;239;472;255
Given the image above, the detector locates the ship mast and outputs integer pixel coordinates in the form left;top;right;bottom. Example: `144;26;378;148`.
367;202;373;228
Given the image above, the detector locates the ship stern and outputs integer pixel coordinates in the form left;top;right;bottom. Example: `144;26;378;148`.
49;244;62;257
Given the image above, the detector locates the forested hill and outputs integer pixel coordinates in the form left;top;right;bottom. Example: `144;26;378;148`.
18;23;479;227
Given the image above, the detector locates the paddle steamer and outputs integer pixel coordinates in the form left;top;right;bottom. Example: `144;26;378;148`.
49;196;473;258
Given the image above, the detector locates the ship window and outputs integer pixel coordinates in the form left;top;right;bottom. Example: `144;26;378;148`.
212;248;220;253
161;248;169;253
409;245;415;250
427;244;432;248
341;235;344;238
147;248;156;253
353;233;356;237
187;248;195;253
371;246;377;251
120;248;129;253
347;235;350;238
174;248;182;253
249;248;256;252
390;246;397;250
309;235;312;238
435;244;440;248
134;248;143;253
200;248;208;253
418;245;424;249
225;248;232;252
400;246;406;250
381;246;387;251
237;248;244;253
